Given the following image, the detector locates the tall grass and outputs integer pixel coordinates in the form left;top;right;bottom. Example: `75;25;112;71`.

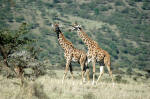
0;75;150;99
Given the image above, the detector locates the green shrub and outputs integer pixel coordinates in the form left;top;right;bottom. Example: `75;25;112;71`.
127;66;133;75
121;8;129;14
127;0;136;6
142;2;150;10
39;27;50;35
115;1;125;6
99;5;109;11
16;16;25;22
94;8;99;15
53;0;61;3
64;0;72;3
134;0;142;2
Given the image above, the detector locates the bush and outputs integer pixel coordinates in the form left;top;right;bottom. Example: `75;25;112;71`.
142;2;150;10
64;0;72;3
115;1;125;6
9;50;46;77
16;16;25;22
29;23;39;29
127;0;136;6
126;66;133;75
94;8;99;15
134;0;142;2
121;8;129;14
53;0;61;3
77;10;90;19
39;27;50;35
99;5;109;11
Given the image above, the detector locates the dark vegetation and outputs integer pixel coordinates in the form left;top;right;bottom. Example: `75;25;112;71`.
0;0;150;81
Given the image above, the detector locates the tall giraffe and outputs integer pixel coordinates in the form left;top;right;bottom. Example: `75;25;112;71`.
52;24;90;84
71;24;114;85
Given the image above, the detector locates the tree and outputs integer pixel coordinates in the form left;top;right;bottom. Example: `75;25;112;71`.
0;23;33;77
94;8;99;15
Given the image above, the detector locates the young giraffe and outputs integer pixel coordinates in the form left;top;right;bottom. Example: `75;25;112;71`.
52;24;90;84
71;24;114;85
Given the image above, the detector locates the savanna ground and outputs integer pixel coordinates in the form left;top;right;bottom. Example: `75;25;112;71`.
0;70;150;99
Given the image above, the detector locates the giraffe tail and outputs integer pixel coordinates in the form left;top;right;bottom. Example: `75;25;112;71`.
84;55;88;68
84;55;90;80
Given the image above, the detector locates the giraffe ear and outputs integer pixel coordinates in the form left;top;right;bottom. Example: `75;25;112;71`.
51;24;55;32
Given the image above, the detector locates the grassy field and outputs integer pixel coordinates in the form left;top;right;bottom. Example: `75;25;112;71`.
0;71;150;99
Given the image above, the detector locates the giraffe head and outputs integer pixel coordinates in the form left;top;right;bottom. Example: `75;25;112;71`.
71;23;82;31
52;23;62;38
52;24;60;32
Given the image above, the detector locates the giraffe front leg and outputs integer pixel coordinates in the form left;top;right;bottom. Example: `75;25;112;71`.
62;58;71;84
106;65;114;86
96;66;104;85
81;66;86;84
92;59;96;85
80;56;87;84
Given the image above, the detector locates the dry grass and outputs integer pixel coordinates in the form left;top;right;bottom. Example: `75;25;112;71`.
0;74;150;99
36;75;150;99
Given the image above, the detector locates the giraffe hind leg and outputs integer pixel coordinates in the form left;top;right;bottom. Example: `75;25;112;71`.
85;66;90;83
81;63;90;84
80;61;86;84
69;63;74;80
86;58;91;83
92;59;96;85
106;66;114;84
104;57;114;86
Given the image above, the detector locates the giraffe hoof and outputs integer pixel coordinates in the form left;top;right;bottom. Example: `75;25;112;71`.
112;83;115;87
72;82;75;86
83;78;86;82
92;82;95;85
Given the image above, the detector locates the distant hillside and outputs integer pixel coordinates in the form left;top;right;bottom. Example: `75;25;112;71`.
1;0;150;73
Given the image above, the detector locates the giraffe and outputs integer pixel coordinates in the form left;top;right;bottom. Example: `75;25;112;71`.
52;24;90;84
71;24;114;85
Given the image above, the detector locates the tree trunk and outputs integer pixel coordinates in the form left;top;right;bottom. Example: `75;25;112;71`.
0;44;13;77
0;45;9;67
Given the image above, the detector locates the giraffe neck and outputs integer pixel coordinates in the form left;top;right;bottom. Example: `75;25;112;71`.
58;33;68;49
77;29;95;49
56;28;74;51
